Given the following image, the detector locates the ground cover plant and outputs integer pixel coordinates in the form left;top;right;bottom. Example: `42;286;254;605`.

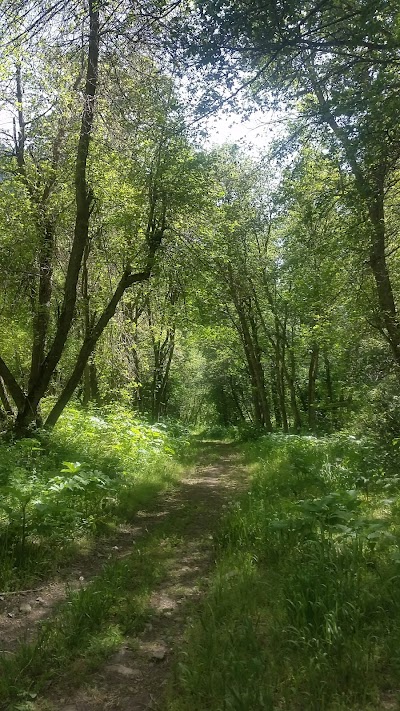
0;533;165;710
169;434;400;711
0;405;189;591
0;439;236;711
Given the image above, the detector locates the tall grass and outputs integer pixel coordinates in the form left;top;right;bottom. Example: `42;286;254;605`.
0;405;189;590
0;530;170;710
169;434;400;711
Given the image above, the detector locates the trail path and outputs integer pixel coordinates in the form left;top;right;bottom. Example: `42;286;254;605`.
13;442;246;711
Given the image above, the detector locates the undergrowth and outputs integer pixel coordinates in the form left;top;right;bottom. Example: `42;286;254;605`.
0;405;190;591
0;528;175;711
169;434;400;711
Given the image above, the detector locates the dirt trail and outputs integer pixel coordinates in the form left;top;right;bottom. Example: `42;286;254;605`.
29;442;247;711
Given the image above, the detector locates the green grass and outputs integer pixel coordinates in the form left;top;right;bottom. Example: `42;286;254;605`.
0;529;172;711
3;424;399;710
0;436;211;711
0;405;190;590
168;433;400;711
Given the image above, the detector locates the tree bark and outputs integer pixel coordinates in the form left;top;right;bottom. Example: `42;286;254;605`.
308;343;319;431
150;325;175;421
234;301;272;429
81;241;99;407
0;356;26;412
154;328;175;420
44;267;152;429
310;69;400;369
368;194;400;366
0;378;13;415
131;303;143;408
29;219;56;390
229;376;246;421
285;347;302;432
43;137;164;429
13;64;63;394
271;364;282;428
273;325;289;432
90;362;101;405
248;309;273;430
324;350;334;404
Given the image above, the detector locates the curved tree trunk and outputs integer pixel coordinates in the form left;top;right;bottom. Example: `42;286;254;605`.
0;378;13;415
45;267;154;429
311;70;400;370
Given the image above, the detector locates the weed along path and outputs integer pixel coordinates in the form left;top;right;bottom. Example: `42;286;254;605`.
0;442;247;711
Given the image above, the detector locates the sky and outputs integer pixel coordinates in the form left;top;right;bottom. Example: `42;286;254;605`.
203;109;278;152
0;110;13;148
192;87;291;156
0;105;283;156
176;70;284;155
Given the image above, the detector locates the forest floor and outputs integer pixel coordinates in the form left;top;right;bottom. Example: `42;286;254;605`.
0;441;247;711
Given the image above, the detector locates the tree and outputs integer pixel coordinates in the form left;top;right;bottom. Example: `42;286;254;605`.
0;0;185;432
174;0;400;371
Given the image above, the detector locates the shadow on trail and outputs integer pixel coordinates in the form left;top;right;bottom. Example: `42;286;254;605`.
139;441;243;535
46;440;247;711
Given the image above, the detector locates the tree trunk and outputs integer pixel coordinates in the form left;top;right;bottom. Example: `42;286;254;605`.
14;66;60;393
83;363;91;406
83;361;100;406
279;366;289;432
239;316;270;429
228;271;272;430
131;303;143;408
0;378;13;415
43;163;164;429
156;329;175;418
90;362;101;405
151;326;175;421
324;350;334;403
273;326;289;432
308;343;319;431
311;71;400;369
0;356;26;412
44;268;152;429
81;242;101;407
368;195;400;366
271;364;282;428
284;348;302;432
229;376;246;421
251;282;288;431
29;219;56;390
248;310;273;430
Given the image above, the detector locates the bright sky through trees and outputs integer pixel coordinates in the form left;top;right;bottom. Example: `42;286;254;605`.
203;107;282;151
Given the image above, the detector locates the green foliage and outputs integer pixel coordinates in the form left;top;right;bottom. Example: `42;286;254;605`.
170;435;400;710
0;532;166;709
353;376;400;470
0;405;188;590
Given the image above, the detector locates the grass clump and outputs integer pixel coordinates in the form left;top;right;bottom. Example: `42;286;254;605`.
169;434;400;711
0;405;190;591
0;530;169;710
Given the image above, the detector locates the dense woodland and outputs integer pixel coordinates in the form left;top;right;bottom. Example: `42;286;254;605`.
0;0;398;435
0;1;400;710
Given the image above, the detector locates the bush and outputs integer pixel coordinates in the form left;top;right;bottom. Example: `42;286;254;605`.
353;375;400;472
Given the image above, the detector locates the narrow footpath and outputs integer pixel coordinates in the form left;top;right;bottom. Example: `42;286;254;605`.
7;442;247;711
